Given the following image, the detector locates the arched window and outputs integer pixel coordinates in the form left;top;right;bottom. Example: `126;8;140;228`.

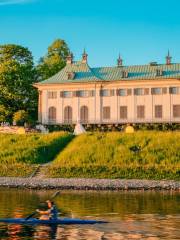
80;106;88;123
48;106;56;123
64;106;73;124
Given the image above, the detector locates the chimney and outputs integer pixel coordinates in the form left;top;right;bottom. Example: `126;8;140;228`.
66;52;73;64
82;49;88;63
117;54;123;67
166;50;172;65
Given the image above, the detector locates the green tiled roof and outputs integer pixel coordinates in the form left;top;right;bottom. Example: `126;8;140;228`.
37;61;180;85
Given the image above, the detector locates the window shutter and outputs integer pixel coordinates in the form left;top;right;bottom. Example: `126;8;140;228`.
120;106;127;119
48;91;57;99
99;89;103;96
116;89;119;96
72;91;77;97
110;89;115;96
162;87;167;94
77;91;81;97
137;105;145;119
60;91;64;98
103;107;110;120
144;88;149;95
155;105;162;118
134;89;138;95
127;89;132;95
173;105;180;117
88;90;95;97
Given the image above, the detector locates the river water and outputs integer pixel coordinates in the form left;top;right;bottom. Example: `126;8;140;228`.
0;188;179;239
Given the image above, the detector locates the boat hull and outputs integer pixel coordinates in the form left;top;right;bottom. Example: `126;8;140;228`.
0;218;107;225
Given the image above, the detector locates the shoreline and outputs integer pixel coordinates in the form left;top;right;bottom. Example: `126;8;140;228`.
0;177;179;191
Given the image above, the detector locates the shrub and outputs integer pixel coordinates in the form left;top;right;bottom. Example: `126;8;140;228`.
13;110;29;126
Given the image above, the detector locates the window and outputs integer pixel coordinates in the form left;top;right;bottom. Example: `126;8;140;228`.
137;105;145;119
48;91;57;99
173;105;180;118
100;89;110;97
75;90;95;97
100;89;114;96
48;107;56;123
78;90;89;97
119;89;127;96
151;88;162;95
103;107;110;120
64;106;72;123
134;88;143;96
63;91;72;98
155;105;162;118
120;106;127;119
169;87;179;94
117;89;132;96
80;106;88;123
134;88;149;95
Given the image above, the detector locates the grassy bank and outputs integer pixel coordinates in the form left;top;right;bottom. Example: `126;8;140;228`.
46;131;180;180
0;132;73;177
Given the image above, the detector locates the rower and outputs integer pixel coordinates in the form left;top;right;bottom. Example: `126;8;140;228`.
36;201;59;220
46;200;59;220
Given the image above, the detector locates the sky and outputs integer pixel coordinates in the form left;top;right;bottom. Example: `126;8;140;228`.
0;0;180;67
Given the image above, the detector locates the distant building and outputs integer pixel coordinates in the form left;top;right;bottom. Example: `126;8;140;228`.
34;51;180;125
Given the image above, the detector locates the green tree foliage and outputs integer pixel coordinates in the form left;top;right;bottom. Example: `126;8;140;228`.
0;104;11;122
13;110;28;126
37;39;70;80
0;44;37;122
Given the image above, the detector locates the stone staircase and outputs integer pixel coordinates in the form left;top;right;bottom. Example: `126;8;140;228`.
29;164;49;179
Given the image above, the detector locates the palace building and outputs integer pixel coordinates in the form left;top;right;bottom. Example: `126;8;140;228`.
34;51;180;125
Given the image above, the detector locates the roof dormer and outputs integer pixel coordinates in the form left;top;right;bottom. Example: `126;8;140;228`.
121;70;128;78
67;71;75;80
156;69;163;77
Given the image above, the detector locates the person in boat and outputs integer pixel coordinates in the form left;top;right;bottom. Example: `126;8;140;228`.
36;200;59;220
46;200;59;220
36;204;51;220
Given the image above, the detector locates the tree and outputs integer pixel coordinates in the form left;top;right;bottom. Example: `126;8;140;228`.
13;110;28;126
0;105;11;122
37;39;70;80
0;44;37;122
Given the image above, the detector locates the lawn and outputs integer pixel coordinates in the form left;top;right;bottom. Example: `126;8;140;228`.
46;131;180;180
0;132;73;177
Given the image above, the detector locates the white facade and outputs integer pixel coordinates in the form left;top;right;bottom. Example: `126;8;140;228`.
36;79;180;125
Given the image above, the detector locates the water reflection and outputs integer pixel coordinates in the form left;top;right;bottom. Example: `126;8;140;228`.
0;188;179;239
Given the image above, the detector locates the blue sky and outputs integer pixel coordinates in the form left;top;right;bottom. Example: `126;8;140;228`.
0;0;180;67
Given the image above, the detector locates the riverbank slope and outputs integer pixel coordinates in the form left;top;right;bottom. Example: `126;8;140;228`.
0;131;179;180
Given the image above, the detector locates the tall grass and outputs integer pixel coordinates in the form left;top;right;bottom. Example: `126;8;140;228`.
0;132;73;177
47;131;180;180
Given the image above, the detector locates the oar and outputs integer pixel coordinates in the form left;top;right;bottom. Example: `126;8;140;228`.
25;191;61;221
25;212;37;220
